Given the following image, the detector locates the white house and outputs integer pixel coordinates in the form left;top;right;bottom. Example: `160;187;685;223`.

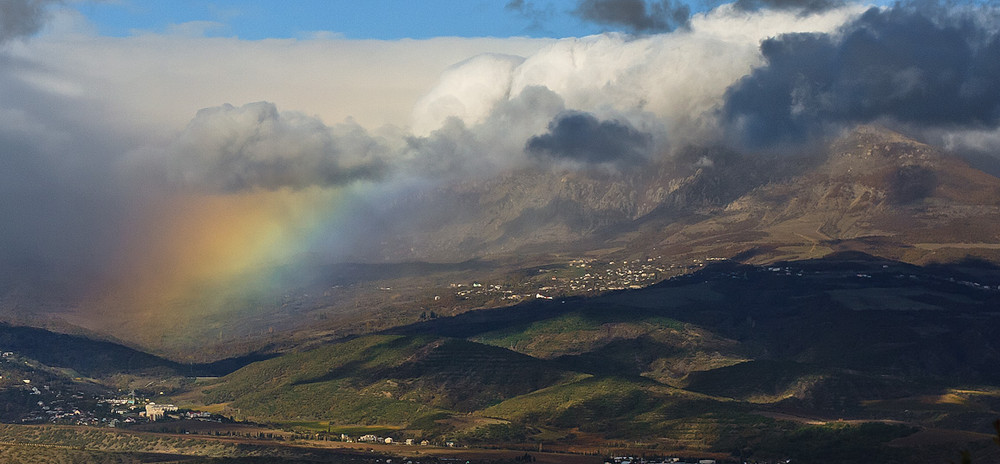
145;403;178;421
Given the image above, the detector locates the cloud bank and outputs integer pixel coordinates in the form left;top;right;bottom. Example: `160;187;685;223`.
145;102;387;192
0;0;59;44
527;111;653;164
413;3;864;152
722;5;1000;148
732;0;845;13
574;0;691;33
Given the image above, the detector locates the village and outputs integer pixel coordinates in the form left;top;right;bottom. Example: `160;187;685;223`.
447;255;702;304
607;457;719;464
0;349;221;427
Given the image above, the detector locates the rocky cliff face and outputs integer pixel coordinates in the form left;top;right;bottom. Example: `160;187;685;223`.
363;147;795;260
362;126;1000;264
719;127;1000;245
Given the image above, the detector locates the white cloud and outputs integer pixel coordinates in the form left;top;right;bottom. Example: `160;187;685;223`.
412;4;867;148
941;127;1000;154
411;53;526;135
141;101;388;192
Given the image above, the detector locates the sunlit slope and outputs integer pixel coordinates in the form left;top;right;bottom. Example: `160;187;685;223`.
198;334;578;423
480;375;738;443
393;252;1000;421
191;252;1000;445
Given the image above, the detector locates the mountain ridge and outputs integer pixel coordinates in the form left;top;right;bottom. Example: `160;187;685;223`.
0;251;998;461
357;126;1000;269
4;125;1000;366
162;251;1000;462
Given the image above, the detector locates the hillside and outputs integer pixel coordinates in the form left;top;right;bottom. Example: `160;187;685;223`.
0;323;190;379
5;126;1000;362
178;252;1000;462
354;126;1000;267
159;127;1000;357
199;334;578;422
392;253;1000;387
359;144;809;262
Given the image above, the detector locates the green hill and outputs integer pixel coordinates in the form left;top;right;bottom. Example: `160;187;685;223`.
5;252;986;461
199;335;577;423
189;253;1000;456
0;323;268;379
481;375;734;439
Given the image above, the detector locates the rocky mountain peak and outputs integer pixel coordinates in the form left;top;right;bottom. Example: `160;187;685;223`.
824;126;940;175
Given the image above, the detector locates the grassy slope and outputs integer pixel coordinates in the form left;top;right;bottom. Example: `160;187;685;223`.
180;253;1000;461
199;334;577;423
482;376;734;436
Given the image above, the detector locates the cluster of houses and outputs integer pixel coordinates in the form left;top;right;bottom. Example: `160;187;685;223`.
565;258;673;293
106;394;214;422
453;282;526;301
448;256;689;305
1;351;109;425
20;397;94;425
608;457;716;464
350;435;448;447
101;391;166;421
102;392;213;423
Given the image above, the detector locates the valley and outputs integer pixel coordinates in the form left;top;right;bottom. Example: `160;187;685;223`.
3;251;1000;463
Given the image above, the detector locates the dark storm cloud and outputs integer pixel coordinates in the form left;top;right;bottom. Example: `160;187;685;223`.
0;0;58;44
154;102;387;192
506;0;534;15
722;5;1000;148
526;111;652;164
731;0;844;14
0;56;130;288
505;0;554;31
573;0;690;33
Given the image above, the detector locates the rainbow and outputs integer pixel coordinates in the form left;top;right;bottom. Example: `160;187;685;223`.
75;185;367;349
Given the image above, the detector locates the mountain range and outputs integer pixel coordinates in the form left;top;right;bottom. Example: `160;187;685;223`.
364;125;1000;264
176;125;1000;357
2;125;1000;462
